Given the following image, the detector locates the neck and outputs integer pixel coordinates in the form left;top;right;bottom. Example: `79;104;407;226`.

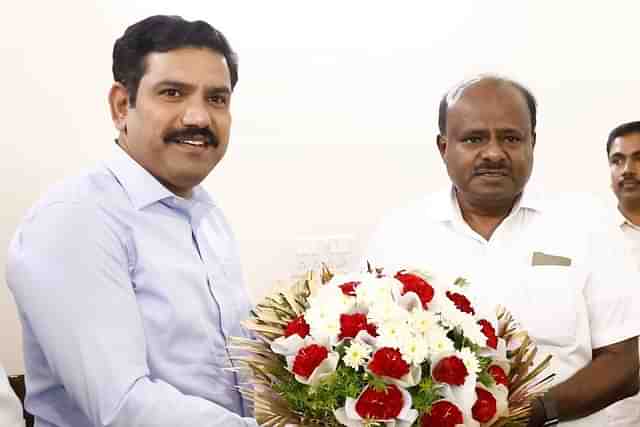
117;135;193;199
456;190;518;240
619;203;640;226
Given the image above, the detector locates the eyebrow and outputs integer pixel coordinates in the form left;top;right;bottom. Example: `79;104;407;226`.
458;127;525;135
154;80;231;94
611;150;640;158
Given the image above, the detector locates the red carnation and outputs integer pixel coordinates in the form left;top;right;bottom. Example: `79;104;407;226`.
368;347;410;379
284;315;310;338
478;319;498;349
446;291;475;315
421;400;464;427
355;384;404;420
395;271;434;309
432;356;468;386
339;313;378;340
488;365;509;387
292;344;328;378
472;388;497;423
339;281;360;296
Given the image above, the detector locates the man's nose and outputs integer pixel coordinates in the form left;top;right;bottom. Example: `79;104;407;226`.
481;137;507;161
181;100;210;128
622;159;637;176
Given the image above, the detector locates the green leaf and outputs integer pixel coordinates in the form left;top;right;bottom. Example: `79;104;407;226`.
410;376;443;412
367;375;387;392
478;371;494;388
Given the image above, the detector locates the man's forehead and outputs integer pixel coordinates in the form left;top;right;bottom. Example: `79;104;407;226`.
449;80;526;110
612;133;640;154
448;85;529;122
447;84;530;129
142;48;231;86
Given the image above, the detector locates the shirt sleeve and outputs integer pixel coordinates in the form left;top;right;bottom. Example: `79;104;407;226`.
0;365;25;427
7;202;257;427
584;225;640;350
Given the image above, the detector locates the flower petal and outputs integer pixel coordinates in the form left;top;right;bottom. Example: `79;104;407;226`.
270;334;306;356
293;351;339;386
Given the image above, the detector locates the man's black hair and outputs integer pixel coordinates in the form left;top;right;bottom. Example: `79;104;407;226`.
606;121;640;155
112;15;238;106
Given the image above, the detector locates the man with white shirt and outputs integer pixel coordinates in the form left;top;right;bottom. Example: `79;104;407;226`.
365;75;640;426
0;362;24;427
603;121;640;427
6;15;256;427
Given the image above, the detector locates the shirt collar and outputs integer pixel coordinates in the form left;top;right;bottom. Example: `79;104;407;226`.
616;207;640;230
426;186;546;222
104;143;216;211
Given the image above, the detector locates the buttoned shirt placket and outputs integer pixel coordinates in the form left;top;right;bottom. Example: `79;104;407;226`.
163;196;245;416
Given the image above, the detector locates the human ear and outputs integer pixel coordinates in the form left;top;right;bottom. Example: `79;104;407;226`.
108;82;130;133
437;134;447;159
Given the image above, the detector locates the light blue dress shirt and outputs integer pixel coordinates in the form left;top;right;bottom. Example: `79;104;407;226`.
6;145;258;427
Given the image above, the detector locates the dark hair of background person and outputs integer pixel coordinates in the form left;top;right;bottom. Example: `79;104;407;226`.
606;121;640;155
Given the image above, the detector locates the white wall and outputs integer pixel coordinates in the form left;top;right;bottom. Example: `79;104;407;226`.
1;1;637;373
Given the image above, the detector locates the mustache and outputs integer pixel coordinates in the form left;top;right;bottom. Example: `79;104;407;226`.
472;162;511;175
163;128;218;147
619;176;640;186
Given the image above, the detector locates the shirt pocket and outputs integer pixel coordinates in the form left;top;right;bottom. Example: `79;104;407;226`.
517;265;579;347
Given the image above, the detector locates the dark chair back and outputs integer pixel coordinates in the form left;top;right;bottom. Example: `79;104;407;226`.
8;375;34;427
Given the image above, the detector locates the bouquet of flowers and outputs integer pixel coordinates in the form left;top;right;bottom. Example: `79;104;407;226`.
230;266;552;427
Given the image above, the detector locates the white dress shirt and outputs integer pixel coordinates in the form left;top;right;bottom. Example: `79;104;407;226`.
6;145;257;427
364;189;640;427
605;209;640;427
0;363;25;427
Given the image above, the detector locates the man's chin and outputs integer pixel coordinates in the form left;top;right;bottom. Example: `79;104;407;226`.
618;190;640;205
457;187;521;207
470;182;519;197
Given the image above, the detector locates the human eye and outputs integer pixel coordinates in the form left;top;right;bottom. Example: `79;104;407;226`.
504;135;522;144
609;156;623;166
159;88;182;98
207;93;229;106
461;136;483;144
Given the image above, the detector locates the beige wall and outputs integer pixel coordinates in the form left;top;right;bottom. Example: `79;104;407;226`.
0;1;634;374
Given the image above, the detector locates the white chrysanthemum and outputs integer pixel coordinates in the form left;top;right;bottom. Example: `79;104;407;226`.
376;320;411;350
343;341;373;369
438;297;475;330
408;309;437;335
461;317;487;347
399;335;429;366
305;299;338;325
308;317;340;344
305;299;341;343
367;298;409;325
426;325;455;356
355;276;397;309
458;347;481;375
308;284;354;313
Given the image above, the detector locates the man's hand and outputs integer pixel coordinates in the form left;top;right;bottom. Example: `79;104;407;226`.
532;336;638;424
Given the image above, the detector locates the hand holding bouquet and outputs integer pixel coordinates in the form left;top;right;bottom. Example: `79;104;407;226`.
231;267;552;427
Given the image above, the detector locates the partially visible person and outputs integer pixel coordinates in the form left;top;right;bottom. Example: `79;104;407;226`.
6;15;256;427
0;361;25;427
364;75;640;426
604;120;640;427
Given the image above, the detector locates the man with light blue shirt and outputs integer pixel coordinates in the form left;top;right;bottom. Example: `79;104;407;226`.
6;15;257;427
